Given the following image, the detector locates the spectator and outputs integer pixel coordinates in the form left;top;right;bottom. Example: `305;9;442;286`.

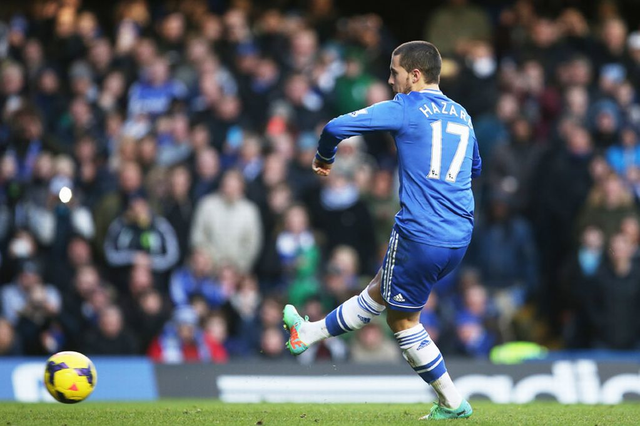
307;162;376;274
0;318;22;356
473;93;519;164
593;18;629;74
237;56;282;130
5;107;54;183
471;190;538;304
98;69;128;114
333;50;375;115
533;124;594;324
455;41;499;119
93;161;144;253
170;249;226;309
74;134;116;209
202;311;229;362
627;32;640;92
454;284;499;357
276;204;320;306
156;112;193;167
351;322;401;364
83;305;138;355
148;306;227;363
577;172;639;243
323;246;361;307
118;258;156;307
423;0;491;56
56;95;102;147
225;273;261;356
103;191;180;274
127;56;187;119
281;73;327;133
420;290;456;353
59;264;101;346
284;27;318;75
606;126;640;177
45;156;96;278
247;151;288;211
14;282;65;355
1;259;61;325
520;16;571;81
33;67;66;133
163;165;194;263
0;62;26;117
488;117;544;215
157;12;186;62
1;228;40;281
259;326;287;360
125;289;172;354
586;233;640;349
561;226;605;348
253;181;293;290
191;147;221;202
620;215;640;255
191;169;263;273
197;94;244;152
364;169;398;261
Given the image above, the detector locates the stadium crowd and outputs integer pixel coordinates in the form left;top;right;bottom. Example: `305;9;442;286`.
1;0;640;363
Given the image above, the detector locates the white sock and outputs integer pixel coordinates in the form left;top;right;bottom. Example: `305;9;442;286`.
431;372;462;409
300;289;385;345
395;324;462;409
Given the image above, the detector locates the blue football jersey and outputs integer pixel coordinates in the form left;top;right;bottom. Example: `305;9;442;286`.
317;89;481;248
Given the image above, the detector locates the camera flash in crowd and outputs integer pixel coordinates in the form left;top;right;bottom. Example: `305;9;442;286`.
59;186;73;204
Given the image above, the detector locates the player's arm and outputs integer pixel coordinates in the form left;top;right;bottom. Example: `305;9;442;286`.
471;134;482;179
313;97;405;176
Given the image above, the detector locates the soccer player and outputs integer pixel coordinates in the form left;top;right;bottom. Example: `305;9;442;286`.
283;41;481;420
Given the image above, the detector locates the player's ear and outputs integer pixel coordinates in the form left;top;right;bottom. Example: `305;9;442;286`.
411;69;421;84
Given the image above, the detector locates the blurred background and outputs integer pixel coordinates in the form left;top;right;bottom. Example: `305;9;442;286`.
0;0;640;368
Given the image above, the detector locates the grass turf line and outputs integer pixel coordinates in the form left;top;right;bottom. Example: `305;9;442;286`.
0;401;639;426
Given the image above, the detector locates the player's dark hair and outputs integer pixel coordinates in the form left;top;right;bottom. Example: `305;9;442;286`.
393;41;441;84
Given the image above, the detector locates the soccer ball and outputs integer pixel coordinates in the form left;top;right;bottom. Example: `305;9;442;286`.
44;351;97;403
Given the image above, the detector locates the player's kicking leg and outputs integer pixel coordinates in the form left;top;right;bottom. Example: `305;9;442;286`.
283;228;472;420
283;269;386;355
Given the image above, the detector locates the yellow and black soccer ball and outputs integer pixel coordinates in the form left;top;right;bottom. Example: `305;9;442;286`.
44;351;98;403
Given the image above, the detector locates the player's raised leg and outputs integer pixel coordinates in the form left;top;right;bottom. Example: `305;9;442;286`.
283;270;386;355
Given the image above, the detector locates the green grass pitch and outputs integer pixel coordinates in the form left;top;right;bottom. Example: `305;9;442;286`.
1;400;639;425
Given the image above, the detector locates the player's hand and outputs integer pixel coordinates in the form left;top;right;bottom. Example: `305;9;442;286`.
312;157;333;177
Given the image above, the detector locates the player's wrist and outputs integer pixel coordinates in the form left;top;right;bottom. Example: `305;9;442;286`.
315;151;336;164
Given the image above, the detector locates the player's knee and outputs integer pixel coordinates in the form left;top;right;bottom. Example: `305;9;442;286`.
385;314;397;330
365;272;385;306
387;310;402;333
385;310;420;333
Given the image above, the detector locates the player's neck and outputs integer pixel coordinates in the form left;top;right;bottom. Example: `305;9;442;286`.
411;83;440;93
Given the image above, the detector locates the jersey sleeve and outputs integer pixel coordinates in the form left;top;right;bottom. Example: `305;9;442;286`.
471;133;482;179
316;96;405;163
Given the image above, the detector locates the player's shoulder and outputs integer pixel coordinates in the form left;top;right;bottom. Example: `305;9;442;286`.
430;91;470;116
384;93;407;108
364;95;406;112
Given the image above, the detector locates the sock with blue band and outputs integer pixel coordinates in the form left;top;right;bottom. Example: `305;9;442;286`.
299;289;385;345
395;324;462;409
